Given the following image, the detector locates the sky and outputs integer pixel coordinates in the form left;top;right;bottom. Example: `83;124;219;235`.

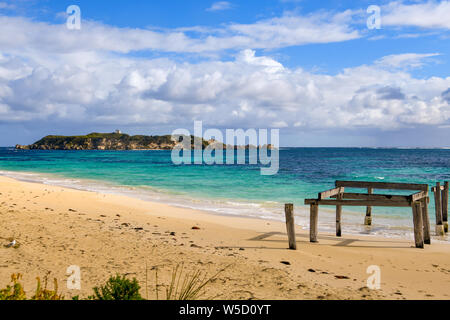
0;0;449;147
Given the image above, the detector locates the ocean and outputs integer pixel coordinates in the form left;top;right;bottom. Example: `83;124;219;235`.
0;147;449;241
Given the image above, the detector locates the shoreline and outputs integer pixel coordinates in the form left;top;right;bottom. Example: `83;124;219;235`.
0;169;443;243
1;175;450;300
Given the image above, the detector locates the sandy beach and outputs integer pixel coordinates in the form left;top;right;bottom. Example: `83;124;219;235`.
0;175;449;300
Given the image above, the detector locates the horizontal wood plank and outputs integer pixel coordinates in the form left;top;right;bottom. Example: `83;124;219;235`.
331;193;409;202
319;187;344;200
304;199;411;207
411;191;428;202
335;180;428;191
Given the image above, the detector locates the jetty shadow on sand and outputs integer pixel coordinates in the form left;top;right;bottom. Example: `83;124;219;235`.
247;231;411;249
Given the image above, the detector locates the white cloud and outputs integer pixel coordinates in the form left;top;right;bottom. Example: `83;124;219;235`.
228;11;360;49
0;43;449;132
0;10;360;55
375;53;441;68
0;2;448;58
382;1;450;30
0;8;449;135
207;1;233;12
236;50;284;73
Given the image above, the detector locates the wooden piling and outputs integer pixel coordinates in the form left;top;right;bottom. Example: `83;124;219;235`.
284;204;297;250
442;182;449;233
422;198;431;245
434;182;445;236
310;203;319;243
412;201;424;249
336;191;343;237
336;202;342;237
365;188;373;226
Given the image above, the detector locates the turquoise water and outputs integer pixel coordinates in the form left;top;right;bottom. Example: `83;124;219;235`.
0;147;449;240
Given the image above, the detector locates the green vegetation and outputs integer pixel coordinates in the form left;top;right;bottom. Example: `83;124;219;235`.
22;132;178;150
0;273;63;300
0;265;227;300
89;274;143;300
32;276;64;300
0;274;26;300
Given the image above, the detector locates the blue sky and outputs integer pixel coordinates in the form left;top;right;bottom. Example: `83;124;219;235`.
0;0;449;146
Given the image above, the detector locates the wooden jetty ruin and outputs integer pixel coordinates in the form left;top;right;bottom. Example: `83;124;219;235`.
283;180;449;249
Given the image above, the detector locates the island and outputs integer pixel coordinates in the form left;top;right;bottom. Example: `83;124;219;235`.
15;132;275;151
15;132;199;151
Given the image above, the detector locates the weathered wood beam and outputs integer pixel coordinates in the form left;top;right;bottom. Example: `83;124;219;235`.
310;204;319;243
433;182;445;236
411;191;428;202
305;199;411;207
331;193;410;202
412;201;424;249
442;182;449;233
319;187;344;200
336;180;428;191
336;193;343;237
422;198;431;245
365;188;373;226
284;204;296;250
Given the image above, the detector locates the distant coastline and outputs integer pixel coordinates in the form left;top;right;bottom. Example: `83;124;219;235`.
15;132;275;151
15;132;182;151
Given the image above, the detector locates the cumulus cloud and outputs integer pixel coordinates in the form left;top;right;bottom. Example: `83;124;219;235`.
0;5;449;136
0;43;449;132
383;0;450;30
